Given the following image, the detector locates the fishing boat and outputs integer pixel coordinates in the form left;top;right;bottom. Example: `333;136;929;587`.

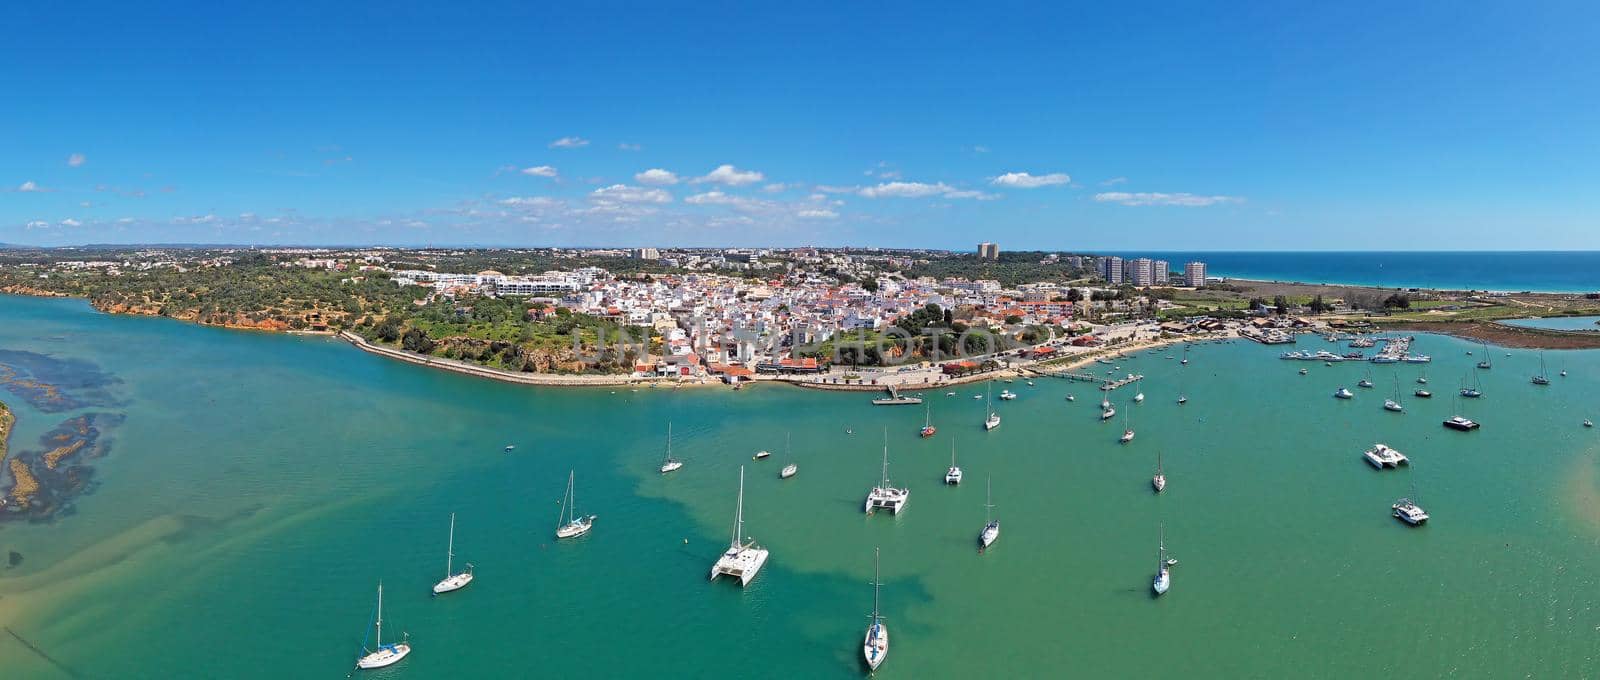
1533;353;1551;385
1334;387;1354;399
1152;450;1166;493
920;404;936;438
945;440;963;484
864;431;909;514
983;382;1001;431
710;466;768;586
978;476;999;551
555;470;596;539
659;422;683;473
431;513;473;595
862;548;889;672
355;582;411;670
1152;525;1171;596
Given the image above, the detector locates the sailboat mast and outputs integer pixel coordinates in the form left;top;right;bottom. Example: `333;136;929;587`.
872;547;882;620
985;476;993;523
731;466;745;549
375;582;384;647
445;513;455;578
881;429;890;487
666;422;673;462
950;440;957;467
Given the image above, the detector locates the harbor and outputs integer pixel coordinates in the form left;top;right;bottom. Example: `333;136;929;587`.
1;294;1599;678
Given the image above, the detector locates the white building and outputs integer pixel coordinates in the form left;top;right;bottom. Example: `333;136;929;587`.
1184;261;1208;287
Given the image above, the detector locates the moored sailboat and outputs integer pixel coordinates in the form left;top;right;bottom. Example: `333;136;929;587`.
862;548;889;672
1152;524;1171;596
431;513;473;595
355;582;411;670
710;466;769;586
978;475;999;551
555;470;596;539
659;422;683;473
1152;450;1166;493
945;440;963;485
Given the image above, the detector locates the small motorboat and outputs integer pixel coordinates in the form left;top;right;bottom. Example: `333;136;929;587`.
1299;368;1308;375
1334;387;1354;399
1584;420;1594;428
1176;395;1188;405
1358;378;1374;388
1065;394;1076;402
753;450;771;460
504;445;515;452
1414;389;1432;398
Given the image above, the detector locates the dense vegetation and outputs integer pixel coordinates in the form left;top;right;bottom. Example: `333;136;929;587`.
901;251;1093;287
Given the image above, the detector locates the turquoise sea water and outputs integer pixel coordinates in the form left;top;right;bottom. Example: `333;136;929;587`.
2;294;1600;678
1502;316;1600;331
1136;251;1600;293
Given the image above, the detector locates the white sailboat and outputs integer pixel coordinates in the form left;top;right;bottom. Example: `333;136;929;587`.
555;470;596;539
1476;342;1492;370
431;513;473;595
983;381;1001;431
978;476;999;551
1152;450;1166;493
864;430;909;514
1152;525;1171;596
780;433;797;478
1533;352;1551;385
862;548;889;672
1384;376;1405;412
710;466;769;586
659;422;683;473
355;582;411;670
945;439;963;484
1119;409;1135;443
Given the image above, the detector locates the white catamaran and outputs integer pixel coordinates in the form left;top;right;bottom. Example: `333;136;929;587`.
710;466;769;586
555;470;596;539
862;548;889;672
355;582;411;670
864;431;909;514
431;513;473;595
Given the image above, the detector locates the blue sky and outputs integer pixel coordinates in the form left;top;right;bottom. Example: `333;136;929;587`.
4;1;1599;249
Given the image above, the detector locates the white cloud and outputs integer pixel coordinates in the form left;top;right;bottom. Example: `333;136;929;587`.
25;220;49;229
796;209;839;219
67;153;86;167
943;189;1002;201
1094;192;1243;207
991;172;1071;188
548;136;590;149
500;196;562;207
1100;176;1128;186
762;183;791;193
972;145;991;154
634;168;679;185
520;165;558;177
16;180;46;192
693;164;764;186
858;181;953;198
814;184;860;194
590;184;673;204
60;218;82;227
618;142;643;151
